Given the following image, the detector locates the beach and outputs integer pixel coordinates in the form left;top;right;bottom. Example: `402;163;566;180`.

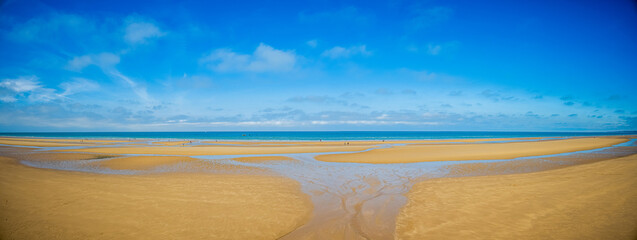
315;137;629;163
0;135;635;239
0;151;312;240
396;153;637;240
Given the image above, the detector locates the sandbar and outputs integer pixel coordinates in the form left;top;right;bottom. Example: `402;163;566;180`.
0;154;312;239
20;152;116;162
201;137;545;146
396;153;637;239
0;138;92;147
316;137;629;163
0;137;135;147
59;145;374;156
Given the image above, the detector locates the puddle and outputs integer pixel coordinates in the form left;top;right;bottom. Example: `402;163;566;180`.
1;138;636;239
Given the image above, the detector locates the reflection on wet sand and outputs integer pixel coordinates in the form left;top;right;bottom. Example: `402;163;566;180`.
0;136;636;239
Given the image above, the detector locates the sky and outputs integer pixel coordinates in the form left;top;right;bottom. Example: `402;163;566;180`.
0;0;636;132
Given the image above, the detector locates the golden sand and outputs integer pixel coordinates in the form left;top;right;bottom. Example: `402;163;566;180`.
316;137;628;163
94;156;198;170
2;136;635;239
0;137;135;147
0;155;312;240
0;138;90;147
60;145;374;156
396;154;637;240
233;156;294;162
0;137;133;143
21;152;116;161
201;137;544;146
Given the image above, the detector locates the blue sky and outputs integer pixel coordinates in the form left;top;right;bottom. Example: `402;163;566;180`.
0;0;636;131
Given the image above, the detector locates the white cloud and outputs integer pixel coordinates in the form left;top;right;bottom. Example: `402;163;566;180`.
66;52;149;103
201;43;297;73
124;20;165;44
0;95;17;102
109;70;152;102
321;45;371;59
66;53;120;71
59;78;100;96
0;76;41;93
0;76;62;102
28;88;59;102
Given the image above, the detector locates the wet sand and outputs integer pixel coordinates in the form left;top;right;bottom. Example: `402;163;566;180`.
1;136;635;239
200;137;545;146
59;145;375;156
233;156;295;162
0;137;135;147
396;153;637;240
0;152;312;240
316;137;628;163
94;156;199;170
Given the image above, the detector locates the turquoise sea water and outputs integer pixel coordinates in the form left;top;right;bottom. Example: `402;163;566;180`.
0;131;634;141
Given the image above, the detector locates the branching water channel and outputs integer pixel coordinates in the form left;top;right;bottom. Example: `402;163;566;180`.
5;138;637;239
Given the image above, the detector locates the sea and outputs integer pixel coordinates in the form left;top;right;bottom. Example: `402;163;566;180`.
0;131;634;141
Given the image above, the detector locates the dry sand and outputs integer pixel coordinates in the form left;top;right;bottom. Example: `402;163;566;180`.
60;145;374;156
316;137;629;163
396;153;637;240
20;152;117;161
94;156;198;170
1;136;635;239
0;153;312;240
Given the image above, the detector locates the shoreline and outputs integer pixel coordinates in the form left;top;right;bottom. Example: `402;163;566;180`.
1;136;621;164
0;131;634;142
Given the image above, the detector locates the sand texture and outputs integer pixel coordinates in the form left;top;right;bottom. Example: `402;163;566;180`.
316;137;628;163
396;153;637;240
94;156;198;170
0;155;312;240
59;145;374;156
1;136;635;239
200;137;545;146
233;156;295;162
0;137;134;147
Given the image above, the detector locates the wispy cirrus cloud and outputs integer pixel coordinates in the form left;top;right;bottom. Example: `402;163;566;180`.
0;76;41;93
66;52;120;71
287;95;349;106
0;76;58;102
321;45;371;59
59;78;100;96
124;18;166;44
201;43;297;73
0;76;99;103
109;70;152;102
